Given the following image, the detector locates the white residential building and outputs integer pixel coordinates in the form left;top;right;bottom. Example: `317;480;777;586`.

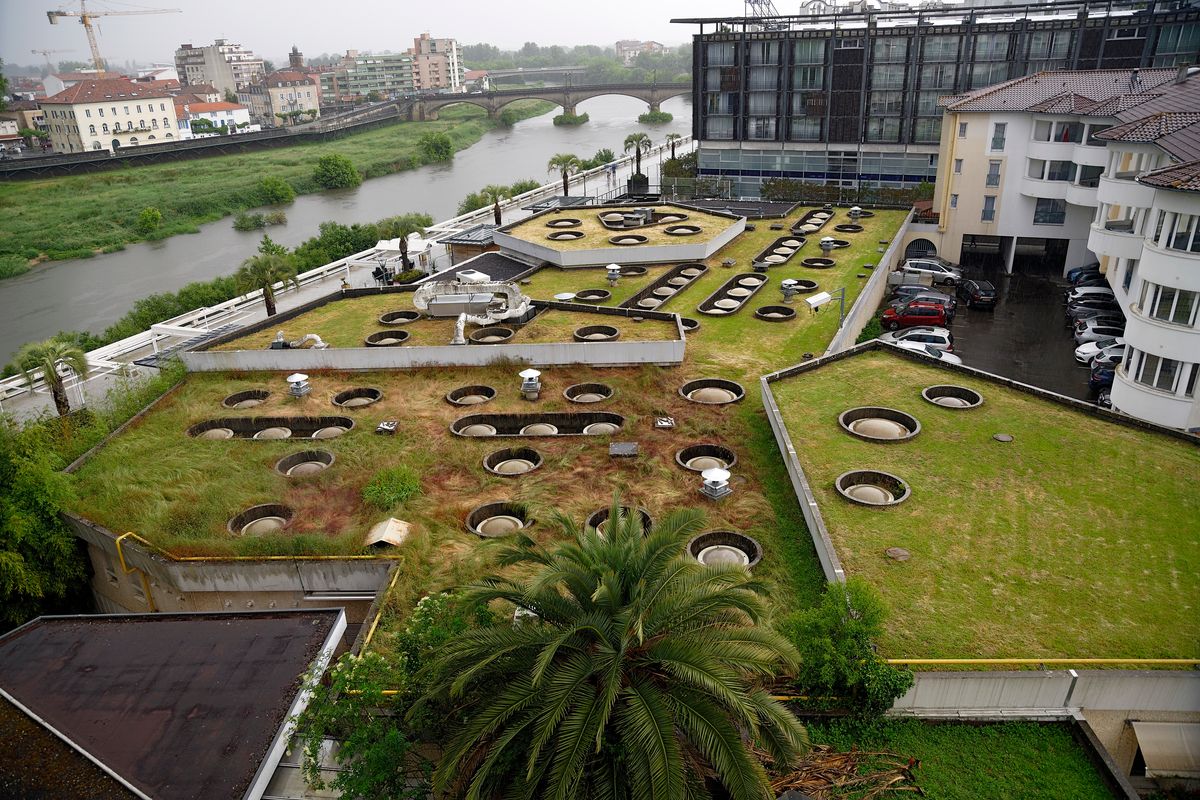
174;101;257;139
39;78;179;153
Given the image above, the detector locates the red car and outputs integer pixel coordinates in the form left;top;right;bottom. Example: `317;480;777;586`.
881;301;947;330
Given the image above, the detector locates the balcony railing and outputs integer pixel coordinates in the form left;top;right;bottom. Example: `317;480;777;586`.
1104;219;1136;233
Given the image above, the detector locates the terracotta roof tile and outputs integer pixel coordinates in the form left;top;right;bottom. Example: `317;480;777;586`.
1137;159;1200;193
41;77;174;105
1094;112;1200;143
945;69;1177;114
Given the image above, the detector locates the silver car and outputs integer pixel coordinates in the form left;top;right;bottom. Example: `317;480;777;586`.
1074;324;1125;345
879;326;955;351
897;258;963;286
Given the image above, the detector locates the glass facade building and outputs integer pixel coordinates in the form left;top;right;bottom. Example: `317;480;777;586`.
679;0;1200;196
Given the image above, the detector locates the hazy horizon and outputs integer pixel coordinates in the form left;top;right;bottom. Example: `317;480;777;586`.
1;0;741;70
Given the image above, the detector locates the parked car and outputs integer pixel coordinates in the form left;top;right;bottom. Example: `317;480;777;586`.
895;340;964;364
1092;348;1125;368
1065;286;1115;304
1097;388;1112;409
891;291;957;319
1089;363;1116;391
1074;336;1125;363
1071;277;1110;289
881;301;948;330
1075;316;1126;337
898;258;963;286
878;326;955;351
1075;324;1127;345
890;283;933;301
1066;262;1101;283
1067;300;1123;323
1072;311;1125;331
957;279;997;309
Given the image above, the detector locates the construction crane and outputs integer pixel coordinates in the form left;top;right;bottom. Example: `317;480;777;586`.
31;48;74;69
746;0;781;17
46;1;181;73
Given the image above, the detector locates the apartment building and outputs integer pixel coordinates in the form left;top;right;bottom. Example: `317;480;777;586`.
318;50;414;109
616;39;666;65
239;71;321;126
916;68;1182;272
410;33;464;92
676;0;1199;197
174;39;266;94
39;77;179;153
174;101;257;138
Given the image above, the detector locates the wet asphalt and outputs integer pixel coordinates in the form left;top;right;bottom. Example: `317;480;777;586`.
939;268;1092;402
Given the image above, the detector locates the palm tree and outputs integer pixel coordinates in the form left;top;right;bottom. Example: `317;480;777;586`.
421;502;808;800
547;153;582;197
666;132;683;161
378;215;428;269
624;132;652;177
480;184;510;226
16;339;89;418
235;253;300;317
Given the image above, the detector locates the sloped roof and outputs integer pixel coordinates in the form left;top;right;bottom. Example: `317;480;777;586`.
42;78;174;105
943;69;1178;114
185;101;246;113
1137;159;1200;193
1095;112;1200;144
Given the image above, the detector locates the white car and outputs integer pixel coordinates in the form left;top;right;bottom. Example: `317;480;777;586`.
894;340;964;364
1074;336;1124;363
878;326;955;351
1065;286;1114;304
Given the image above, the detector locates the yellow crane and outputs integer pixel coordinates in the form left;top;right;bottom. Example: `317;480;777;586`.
31;48;75;69
46;1;181;73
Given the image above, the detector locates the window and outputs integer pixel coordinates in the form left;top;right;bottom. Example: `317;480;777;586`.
914;118;941;144
1034;198;1066;225
1028;30;1071;60
974;33;1010;60
98;107;104;117
950;193;958;208
868;91;904;115
1053;121;1083;143
922;35;960;62
982;195;997;222
873;37;908;62
1046;161;1077;182
919;63;955;89
85;108;91;118
748;117;777;140
1140;283;1200;326
958;122;968;138
789;117;821;141
105;566;119;585
871;65;905;90
162;117;169;129
865;117;901;142
159;103;166;111
991;122;1006;151
123;106;129;114
970;62;1009;89
1033;120;1052;141
88;124;95;135
152;119;159;129
1135;353;1181;392
1187;365;1198;398
792;66;823;90
836;38;863;50
1123;258;1138;292
131;580;147;604
1086;124;1111;146
986;160;1001;187
136;104;142;113
953;158;963;174
705;117;734;140
1108;26;1145;40
101;123;109;133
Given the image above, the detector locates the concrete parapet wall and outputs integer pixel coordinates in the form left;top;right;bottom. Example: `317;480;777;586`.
825;209;914;355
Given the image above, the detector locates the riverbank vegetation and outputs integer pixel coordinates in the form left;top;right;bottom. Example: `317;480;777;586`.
463;41;691;84
0;100;552;277
638;109;674;124
552;110;589;126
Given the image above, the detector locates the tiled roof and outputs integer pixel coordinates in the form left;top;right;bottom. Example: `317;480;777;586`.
1026;93;1099;114
945;69;1178;113
1094;112;1200;143
264;70;315;86
1137;159;1200;193
50;70;120;82
41;78;174;105
184;102;246;113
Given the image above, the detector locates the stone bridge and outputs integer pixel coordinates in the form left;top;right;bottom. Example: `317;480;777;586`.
410;82;692;120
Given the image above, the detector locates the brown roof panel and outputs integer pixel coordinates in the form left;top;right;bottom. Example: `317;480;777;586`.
0;611;341;800
945;68;1178;114
1138;159;1200;193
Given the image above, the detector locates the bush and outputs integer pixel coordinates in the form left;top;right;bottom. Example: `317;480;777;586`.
637;109;674;124
580;148;616;170
662;152;698;179
257;175;296;204
0;254;31;280
394;269;424;284
508;178;540;195
312;153;362;190
135;207;163;234
456;191;489;216
552;111;589;126
263;210;287;226
418;132;453;162
498;107;521;126
780;578;913;716
362;466;421;511
857;312;884;344
233;212;267;231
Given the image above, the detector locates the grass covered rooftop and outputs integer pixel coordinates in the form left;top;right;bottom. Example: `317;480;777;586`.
768;347;1200;660
501;204;737;251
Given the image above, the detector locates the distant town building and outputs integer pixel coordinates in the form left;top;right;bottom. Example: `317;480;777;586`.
240;70;321;126
174;99;257;138
0;100;47;135
615;39;666;65
463;69;491;92
42;70;119;98
409;33;464;92
136;65;180;83
678;0;1200;196
174;39;266;95
39;77;180;153
319;50;414;110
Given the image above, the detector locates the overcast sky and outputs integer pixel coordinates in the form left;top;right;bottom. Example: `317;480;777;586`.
2;0;742;68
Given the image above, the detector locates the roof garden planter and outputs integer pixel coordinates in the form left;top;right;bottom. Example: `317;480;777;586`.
222;389;270;409
547;230;585;241
922;385;984;409
228;503;293;537
446;384;497;406
274;450;335;478
573;325;620;342
755;305;797;322
469;326;515;344
679;379;745;405
619;266;648;276
838;407;921;442
188;416;355;440
483;447;543;476
546;218;582;228
466;501;534;538
675;444;738;473
564;383;614;403
697;273;766;316
585;506;653;536
687;530;762;568
834;224;864;233
665;224;702;236
451;412;626;437
378;310;421;325
364;330;410;347
680;317;700;332
835;469;911;507
802;257;835;269
574;289;612;303
332;387;382;409
609;234;648;246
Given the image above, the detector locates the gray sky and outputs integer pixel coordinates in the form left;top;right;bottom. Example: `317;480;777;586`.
2;0;740;68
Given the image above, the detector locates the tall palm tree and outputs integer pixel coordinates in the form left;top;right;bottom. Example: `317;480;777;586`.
665;132;683;161
421;502;808;800
378;215;428;269
16;339;89;418
624;132;652;177
235;253;300;317
480;184;510;226
547;153;582;197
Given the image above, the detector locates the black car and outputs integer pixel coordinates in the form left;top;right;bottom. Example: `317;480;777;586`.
957;279;997;310
1066;298;1122;320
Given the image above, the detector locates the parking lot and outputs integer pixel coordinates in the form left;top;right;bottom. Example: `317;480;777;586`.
887;267;1093;402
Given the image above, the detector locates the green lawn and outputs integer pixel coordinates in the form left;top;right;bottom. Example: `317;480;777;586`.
0;101;553;268
504;205;733;250
770;349;1200;659
806;719;1115;800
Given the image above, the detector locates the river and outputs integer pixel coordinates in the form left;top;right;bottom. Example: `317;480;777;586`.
0;94;691;362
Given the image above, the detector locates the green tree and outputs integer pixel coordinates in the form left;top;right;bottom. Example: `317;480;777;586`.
623;132;652;177
377;213;433;268
546;152;582;197
258;175;296;204
135;207;162;234
18;128;43;146
479;184;510;226
421;502;809;800
419;131;454;162
367;90;384;103
257;234;289;256
15;339;89;418
313;153;362;190
0;422;86;631
665;132;683;160
224;88;238;103
234;253;300;317
781;578;914;716
0;61;7;113
508;178;541;195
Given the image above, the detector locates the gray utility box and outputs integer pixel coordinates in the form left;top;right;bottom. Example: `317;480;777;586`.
427;293;495;317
